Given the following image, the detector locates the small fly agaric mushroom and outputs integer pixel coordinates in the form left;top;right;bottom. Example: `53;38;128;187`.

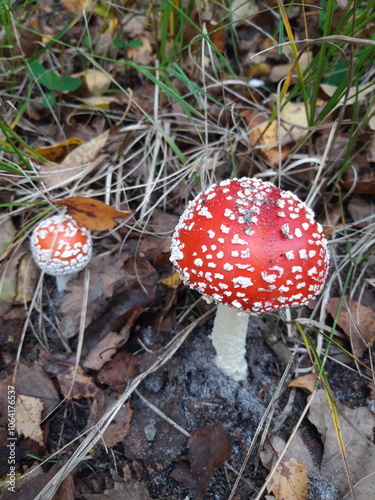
170;178;329;380
30;214;92;291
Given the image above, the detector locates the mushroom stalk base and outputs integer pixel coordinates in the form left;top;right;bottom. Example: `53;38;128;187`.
211;304;249;381
55;273;74;292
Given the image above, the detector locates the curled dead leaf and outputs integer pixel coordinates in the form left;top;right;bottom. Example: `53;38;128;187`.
35;138;85;162
83;332;127;371
288;374;318;393
60;129;109;167
38;130;110;188
56;196;133;231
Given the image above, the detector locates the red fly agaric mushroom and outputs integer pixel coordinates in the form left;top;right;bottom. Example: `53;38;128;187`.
170;178;329;380
30;214;92;291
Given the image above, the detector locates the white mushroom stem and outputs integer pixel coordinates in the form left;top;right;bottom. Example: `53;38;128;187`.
211;303;249;381
55;273;74;292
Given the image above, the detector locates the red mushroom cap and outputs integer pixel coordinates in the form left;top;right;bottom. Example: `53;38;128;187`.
170;178;329;313
31;214;92;276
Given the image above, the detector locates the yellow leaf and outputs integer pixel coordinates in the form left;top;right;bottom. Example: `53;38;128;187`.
77;96;120;108
161;272;182;289
35;137;84;162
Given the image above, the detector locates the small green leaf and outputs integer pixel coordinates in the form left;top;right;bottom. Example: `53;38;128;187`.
42;91;56;108
127;39;144;47
112;38;144;49
28;60;81;92
59;75;81;92
324;62;348;87
0;278;13;301
29;60;59;90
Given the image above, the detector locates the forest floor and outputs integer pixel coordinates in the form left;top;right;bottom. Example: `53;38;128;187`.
0;1;375;499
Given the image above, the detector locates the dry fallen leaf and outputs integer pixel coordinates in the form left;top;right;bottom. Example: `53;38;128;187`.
0;218;17;261
54;475;75;500
242;110;289;165
160;271;182;289
230;0;259;24
260;433;317;477
59;253;130;338
0;250;39;306
269;53;309;84
61;129;110;166
121;14;147;38
58;366;98;399
128;36;153;66
83;331;127;371
0;306;27;349
320;83;374;107
347;198;375;227
76;95;121;109
341;164;375;195
60;0;93;14
326;296;375;357
35;138;84;162
207;21;225;53
101;401;133;448
308;389;375;499
15;394;44;445
267;457;309;500
188;423;232;498
97;352;138;390
56;196;133;231
274;96;325;144
84;69;112;92
89;464;151;499
49;361;98;400
38;128;112;188
288;374;318;393
38;156;104;189
14;362;60;416
279;101;310;143
38;127;109;188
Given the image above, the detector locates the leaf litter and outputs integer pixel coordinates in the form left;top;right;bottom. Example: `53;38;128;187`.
1;0;374;498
